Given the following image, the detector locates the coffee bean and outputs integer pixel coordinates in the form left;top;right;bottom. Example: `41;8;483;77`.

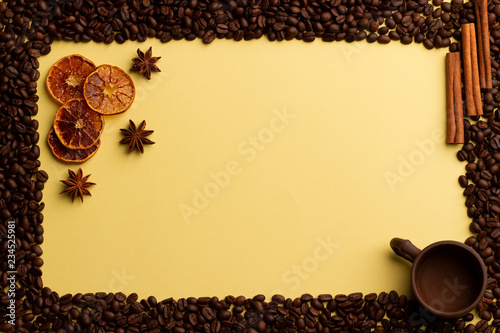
457;150;468;161
203;30;216;44
303;31;315;42
477;179;490;189
459;175;469;187
378;35;391;44
477;320;489;332
271;294;285;303
367;33;378;43
400;35;412;44
200;306;215;321
299;293;312;302
423;39;434;49
492;138;500;151
233;296;245;306
389;31;400;40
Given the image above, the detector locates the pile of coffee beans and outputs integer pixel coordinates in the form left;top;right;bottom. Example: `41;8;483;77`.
0;0;490;51
2;289;495;333
1;0;500;332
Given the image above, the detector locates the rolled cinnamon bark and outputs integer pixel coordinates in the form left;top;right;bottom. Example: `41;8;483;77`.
446;52;464;144
469;24;483;116
478;0;492;88
462;24;476;116
453;52;465;143
475;0;487;88
446;53;457;144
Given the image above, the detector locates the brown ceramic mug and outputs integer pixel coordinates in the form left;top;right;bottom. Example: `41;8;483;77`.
390;238;487;319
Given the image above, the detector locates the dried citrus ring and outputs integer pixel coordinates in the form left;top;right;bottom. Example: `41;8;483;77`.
83;65;135;115
53;99;104;150
47;128;100;163
46;54;96;104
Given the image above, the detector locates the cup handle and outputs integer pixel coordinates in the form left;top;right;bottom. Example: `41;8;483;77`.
390;238;421;263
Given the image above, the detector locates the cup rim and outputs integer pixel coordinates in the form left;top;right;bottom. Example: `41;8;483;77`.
410;240;487;319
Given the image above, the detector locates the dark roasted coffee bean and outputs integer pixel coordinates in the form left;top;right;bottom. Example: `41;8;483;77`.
301;293;313;302
459;175;468;188
272;294;285;303
311;298;324;310
303;31;315;42
465;324;476;333
318;294;332;302
386;18;396;29
203;30;216;44
202;307;215;320
378;27;389;35
389;31;400;40
477;179;490;189
234;296;246;306
423;39;434;49
457;150;468;161
401;35;412;44
367;33;378;43
477;320;489;332
378;35;391;44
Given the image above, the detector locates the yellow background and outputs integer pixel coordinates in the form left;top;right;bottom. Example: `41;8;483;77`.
37;39;470;300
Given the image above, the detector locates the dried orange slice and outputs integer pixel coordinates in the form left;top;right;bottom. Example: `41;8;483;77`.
83;65;135;115
53;99;104;150
47;128;100;163
46;54;96;104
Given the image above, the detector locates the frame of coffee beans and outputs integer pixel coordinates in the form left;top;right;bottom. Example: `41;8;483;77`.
1;0;500;332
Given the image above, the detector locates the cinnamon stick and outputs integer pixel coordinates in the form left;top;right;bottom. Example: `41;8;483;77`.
446;52;465;144
477;0;492;89
446;53;457;144
475;0;486;88
462;24;476;116
469;24;483;116
453;52;465;143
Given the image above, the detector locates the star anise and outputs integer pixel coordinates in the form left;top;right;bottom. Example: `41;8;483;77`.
119;119;155;154
60;168;96;203
130;47;161;80
478;296;494;313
